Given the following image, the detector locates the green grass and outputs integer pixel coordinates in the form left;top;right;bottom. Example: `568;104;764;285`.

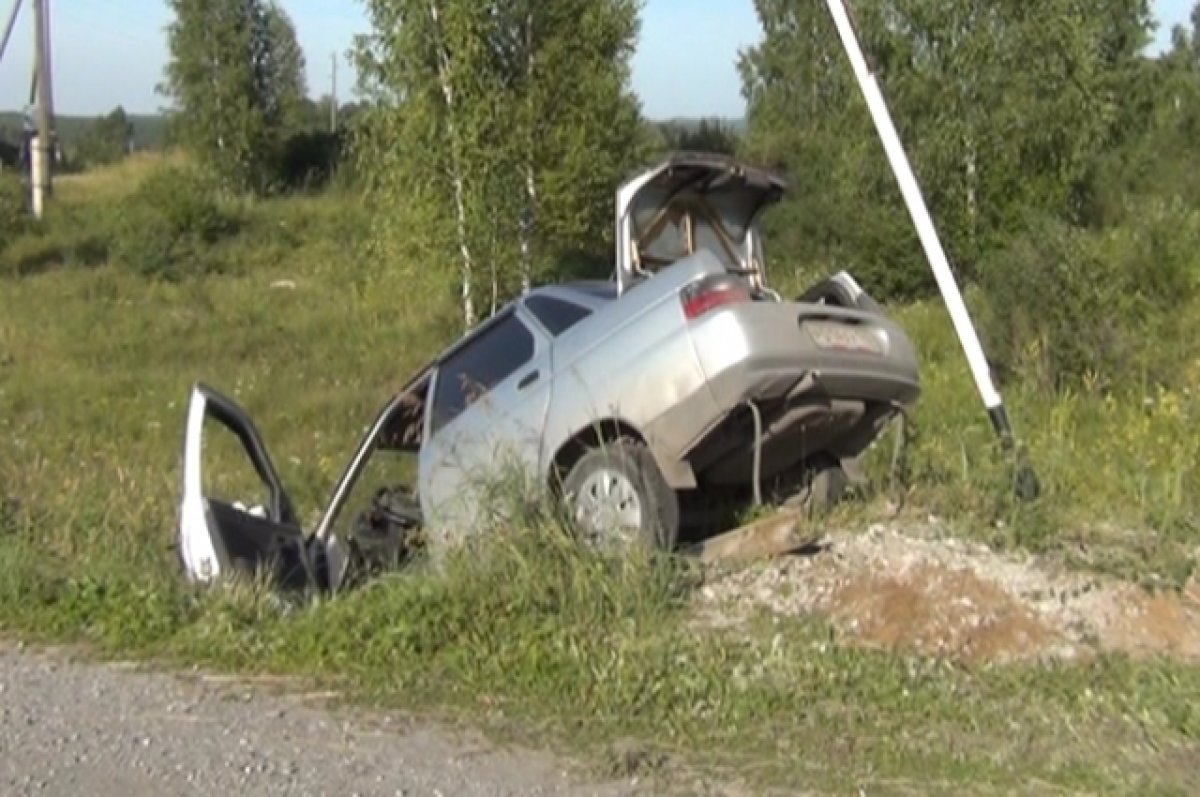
1;158;1199;794
879;295;1200;587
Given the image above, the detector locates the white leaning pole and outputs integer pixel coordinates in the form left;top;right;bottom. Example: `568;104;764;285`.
824;0;1038;500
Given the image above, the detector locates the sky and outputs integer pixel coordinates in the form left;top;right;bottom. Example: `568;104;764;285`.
0;0;1195;120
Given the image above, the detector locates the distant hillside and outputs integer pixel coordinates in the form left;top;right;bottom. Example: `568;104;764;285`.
0;111;169;151
0;110;743;154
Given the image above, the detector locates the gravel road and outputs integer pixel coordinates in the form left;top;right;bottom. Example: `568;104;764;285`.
0;645;644;797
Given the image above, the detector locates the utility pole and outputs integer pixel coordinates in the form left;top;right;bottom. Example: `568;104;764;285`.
330;52;338;133
823;0;1039;500
32;0;54;218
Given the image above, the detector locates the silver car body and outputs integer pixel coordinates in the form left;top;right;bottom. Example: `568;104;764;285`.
178;153;921;589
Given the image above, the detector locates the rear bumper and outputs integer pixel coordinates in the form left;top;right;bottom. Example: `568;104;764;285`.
640;299;920;474
689;300;921;409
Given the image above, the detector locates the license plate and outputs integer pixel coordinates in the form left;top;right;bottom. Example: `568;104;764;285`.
803;320;883;354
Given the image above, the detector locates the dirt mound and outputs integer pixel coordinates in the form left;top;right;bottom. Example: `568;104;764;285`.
694;523;1200;666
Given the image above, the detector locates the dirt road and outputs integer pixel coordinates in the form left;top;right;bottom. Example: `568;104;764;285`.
0;645;642;797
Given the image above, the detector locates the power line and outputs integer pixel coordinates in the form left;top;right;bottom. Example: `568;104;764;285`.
0;0;22;65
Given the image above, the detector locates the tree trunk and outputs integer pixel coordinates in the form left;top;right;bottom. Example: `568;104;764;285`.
490;224;499;315
430;0;475;329
965;134;978;256
519;8;537;294
520;163;536;294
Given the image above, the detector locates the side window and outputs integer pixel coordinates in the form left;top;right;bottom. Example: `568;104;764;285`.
430;312;536;433
525;296;593;337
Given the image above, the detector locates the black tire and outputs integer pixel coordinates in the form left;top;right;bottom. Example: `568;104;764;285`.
806;460;849;516
559;438;680;551
780;454;849;517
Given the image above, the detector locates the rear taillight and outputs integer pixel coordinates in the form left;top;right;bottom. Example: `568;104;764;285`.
680;277;751;320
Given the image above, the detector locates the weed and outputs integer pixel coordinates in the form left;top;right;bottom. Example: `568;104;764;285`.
0;171;28;242
979;200;1200;393
111;164;240;280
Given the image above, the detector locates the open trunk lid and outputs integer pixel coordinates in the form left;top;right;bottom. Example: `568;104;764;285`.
615;152;788;294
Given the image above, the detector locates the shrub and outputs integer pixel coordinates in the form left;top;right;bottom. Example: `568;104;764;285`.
0;200;119;278
0;234;62;277
980;199;1200;393
111;165;239;280
277;129;345;192
0;171;28;244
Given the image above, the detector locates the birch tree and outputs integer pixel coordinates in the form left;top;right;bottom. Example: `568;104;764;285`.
355;0;643;330
501;0;643;287
264;2;310;136
355;0;498;328
161;0;309;194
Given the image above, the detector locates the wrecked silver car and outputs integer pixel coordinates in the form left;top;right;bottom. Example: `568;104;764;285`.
178;152;921;592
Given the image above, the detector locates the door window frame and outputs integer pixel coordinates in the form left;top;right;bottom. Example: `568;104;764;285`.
425;308;546;437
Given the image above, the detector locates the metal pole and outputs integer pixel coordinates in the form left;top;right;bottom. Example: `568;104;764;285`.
823;0;1039;499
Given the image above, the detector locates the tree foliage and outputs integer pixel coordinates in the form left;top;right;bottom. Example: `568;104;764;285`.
161;0;309;194
739;0;1154;299
654;118;741;156
264;3;310;135
1084;2;1200;221
354;0;646;329
74;107;133;169
737;0;1200;393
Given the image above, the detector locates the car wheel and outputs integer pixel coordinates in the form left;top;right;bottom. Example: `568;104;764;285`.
560;439;680;552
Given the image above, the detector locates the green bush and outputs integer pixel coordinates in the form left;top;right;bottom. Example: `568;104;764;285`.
0;234;62;277
277;129;346;192
111;165;239;280
0;172;28;244
980;198;1200;392
1;195;122;277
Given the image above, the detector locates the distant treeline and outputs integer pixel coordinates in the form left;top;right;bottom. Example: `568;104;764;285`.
0;110;168;153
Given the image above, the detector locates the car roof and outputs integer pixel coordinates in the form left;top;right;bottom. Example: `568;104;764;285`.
418;281;618;376
531;281;620;303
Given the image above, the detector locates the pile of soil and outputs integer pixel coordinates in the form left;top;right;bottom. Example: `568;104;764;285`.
694;522;1200;666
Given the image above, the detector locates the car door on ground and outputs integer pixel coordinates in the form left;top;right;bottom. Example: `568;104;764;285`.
416;307;554;538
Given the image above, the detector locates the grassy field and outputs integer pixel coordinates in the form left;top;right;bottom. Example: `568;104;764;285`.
1;157;1199;794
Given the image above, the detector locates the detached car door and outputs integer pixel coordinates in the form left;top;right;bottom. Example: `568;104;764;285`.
418;308;553;537
178;384;316;590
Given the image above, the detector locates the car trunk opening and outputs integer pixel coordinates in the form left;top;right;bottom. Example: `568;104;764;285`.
618;153;787;294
